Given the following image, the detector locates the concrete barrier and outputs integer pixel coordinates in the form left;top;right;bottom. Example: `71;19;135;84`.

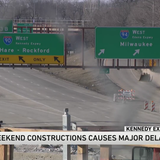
141;68;160;87
131;69;142;81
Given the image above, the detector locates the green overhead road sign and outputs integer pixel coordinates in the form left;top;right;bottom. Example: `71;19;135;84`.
17;23;33;33
0;33;64;64
95;27;160;59
0;20;13;33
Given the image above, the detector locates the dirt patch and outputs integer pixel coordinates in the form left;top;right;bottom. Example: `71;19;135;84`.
37;48;120;96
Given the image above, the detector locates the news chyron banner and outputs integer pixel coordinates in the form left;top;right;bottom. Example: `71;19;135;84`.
1;126;160;145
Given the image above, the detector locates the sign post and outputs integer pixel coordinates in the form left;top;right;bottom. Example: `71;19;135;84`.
0;33;64;64
95;27;160;59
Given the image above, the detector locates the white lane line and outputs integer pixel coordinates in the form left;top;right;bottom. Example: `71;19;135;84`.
28;117;32;120
44;123;50;126
8;125;13;127
118;155;126;159
105;116;110;119
9;112;15;114
0;85;96;126
90;111;95;114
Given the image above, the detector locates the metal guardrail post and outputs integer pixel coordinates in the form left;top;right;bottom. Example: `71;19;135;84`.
62;108;71;160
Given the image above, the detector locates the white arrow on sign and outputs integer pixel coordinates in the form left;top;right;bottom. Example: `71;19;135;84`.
133;49;140;56
98;49;105;56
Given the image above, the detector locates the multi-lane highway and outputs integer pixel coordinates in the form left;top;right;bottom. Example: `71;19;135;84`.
0;67;159;159
0;67;160;128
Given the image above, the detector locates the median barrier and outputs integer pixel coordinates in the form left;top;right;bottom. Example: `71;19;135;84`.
131;69;142;81
141;69;160;86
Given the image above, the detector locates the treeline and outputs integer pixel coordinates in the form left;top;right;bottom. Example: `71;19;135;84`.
0;0;159;47
0;0;159;27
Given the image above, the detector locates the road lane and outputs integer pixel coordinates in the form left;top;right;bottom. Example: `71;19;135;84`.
0;68;160;128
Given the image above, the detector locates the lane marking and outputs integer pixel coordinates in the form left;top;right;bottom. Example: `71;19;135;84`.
105;116;110;119
45;123;50;126
8;125;13;127
118;155;126;159
9;112;15;114
0;84;96;126
90;111;95;114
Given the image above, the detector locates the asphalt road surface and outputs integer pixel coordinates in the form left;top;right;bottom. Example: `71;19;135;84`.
0;67;160;128
0;67;158;159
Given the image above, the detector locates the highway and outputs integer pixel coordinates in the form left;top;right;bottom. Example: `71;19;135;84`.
0;67;160;128
0;67;159;159
0;68;115;128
